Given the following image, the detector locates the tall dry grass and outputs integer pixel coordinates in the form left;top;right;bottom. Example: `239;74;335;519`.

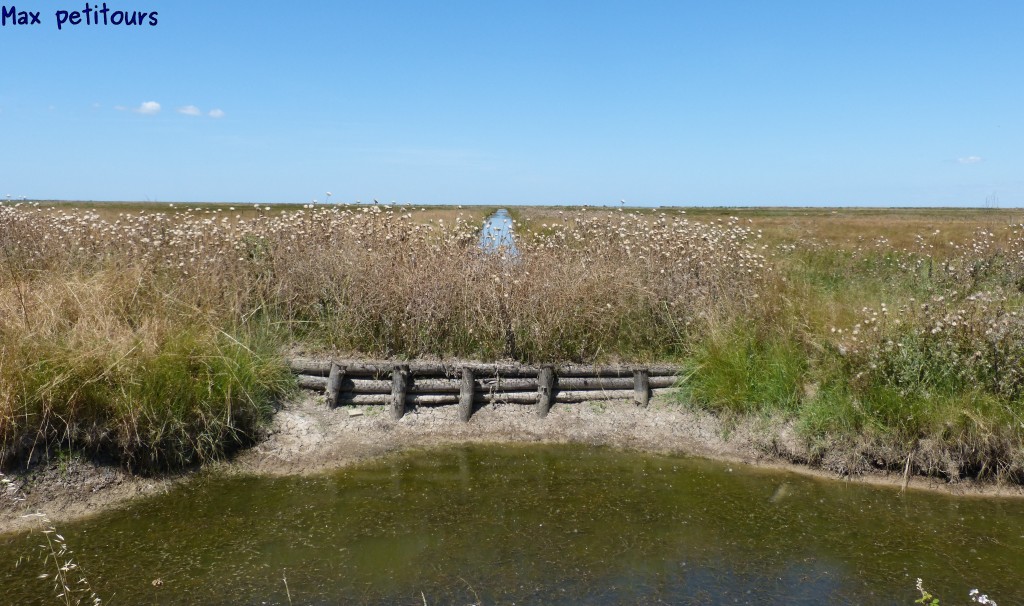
6;201;1024;481
0;203;767;470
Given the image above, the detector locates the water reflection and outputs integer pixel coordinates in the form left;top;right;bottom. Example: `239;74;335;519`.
479;209;519;256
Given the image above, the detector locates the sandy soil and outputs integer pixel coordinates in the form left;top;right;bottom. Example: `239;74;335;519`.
3;391;1022;534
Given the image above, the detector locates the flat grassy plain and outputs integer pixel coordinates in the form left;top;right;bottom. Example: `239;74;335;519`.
2;201;1024;482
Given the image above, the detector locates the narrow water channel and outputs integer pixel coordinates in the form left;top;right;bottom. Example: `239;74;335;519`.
479;209;518;255
1;445;1021;605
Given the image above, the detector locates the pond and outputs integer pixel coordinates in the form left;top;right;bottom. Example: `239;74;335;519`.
1;444;1021;605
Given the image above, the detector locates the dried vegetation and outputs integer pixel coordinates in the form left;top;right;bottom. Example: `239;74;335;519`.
3;201;1024;482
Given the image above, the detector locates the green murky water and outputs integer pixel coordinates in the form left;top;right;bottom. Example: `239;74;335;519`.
2;444;1022;605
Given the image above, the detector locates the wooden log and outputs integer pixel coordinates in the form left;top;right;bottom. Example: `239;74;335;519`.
557;376;675;390
326;363;344;408
290;359;537;378
459;367;475;422
453;375;679;392
480;389;649;404
338;393;458;406
554;364;632;378
346;378;392;393
536;365;555;418
550;389;640;403
633;369;650;408
297;374;328;391
289;358;333;376
649;375;677;389
476;377;533;391
288;357;682;379
390;366;409;420
296;373;678;395
332;387;677;407
338;378;462;394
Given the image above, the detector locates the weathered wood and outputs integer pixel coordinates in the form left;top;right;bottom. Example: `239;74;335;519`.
554;364;631;378
482;389;651;404
290;358;537;378
288;357;682;378
338;393;458;405
549;389;641;403
297;373;678;395
558;375;674;390
390;366;409;420
331;388;675;406
459;368;475;422
326;363;345;408
536;365;555;418
345;378;461;394
297;374;328;391
633;369;651;408
475;375;679;392
289;358;333;376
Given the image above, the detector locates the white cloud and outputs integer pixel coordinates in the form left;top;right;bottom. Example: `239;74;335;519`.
133;101;161;115
957;155;983;165
114;105;127;111
177;105;201;116
208;108;225;119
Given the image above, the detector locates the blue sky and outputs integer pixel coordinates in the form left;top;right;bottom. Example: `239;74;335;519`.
1;1;1021;206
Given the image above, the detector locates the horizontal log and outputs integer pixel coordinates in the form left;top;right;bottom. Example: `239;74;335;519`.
562;376;677;390
297;375;328;391
297;374;678;394
289;358;537;378
327;388;675;406
553;389;642;403
472;375;678;391
339;393;459;406
288;357;681;379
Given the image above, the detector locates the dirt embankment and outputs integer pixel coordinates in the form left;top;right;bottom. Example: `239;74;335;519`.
3;392;1023;533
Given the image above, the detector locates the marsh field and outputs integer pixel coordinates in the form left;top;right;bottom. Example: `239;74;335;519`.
5;201;1024;603
3;201;1024;481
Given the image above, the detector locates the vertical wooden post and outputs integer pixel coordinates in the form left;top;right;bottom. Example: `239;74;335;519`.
459;367;475;422
391;365;409;420
536;365;555;418
327;362;345;408
634;369;650;408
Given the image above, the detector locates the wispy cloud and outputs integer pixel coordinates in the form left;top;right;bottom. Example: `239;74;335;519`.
177;105;202;116
113;105;127;111
208;108;225;119
957;155;983;165
133;101;161;115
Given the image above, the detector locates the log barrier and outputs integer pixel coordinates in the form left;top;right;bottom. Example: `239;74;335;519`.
290;357;684;422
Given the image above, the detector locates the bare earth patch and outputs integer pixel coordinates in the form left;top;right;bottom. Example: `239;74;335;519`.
3;390;1023;534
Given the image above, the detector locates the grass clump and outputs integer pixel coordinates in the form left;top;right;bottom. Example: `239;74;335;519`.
0;325;291;473
684;324;805;416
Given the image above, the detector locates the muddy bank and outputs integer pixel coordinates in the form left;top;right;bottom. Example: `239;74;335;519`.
0;459;184;534
3;391;1023;533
